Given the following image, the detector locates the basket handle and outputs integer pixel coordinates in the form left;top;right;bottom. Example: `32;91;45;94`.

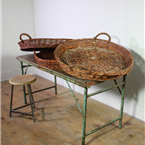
20;33;32;43
94;32;111;42
33;50;37;55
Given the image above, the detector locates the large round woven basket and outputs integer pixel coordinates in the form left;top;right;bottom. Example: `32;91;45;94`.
18;33;71;51
54;33;134;81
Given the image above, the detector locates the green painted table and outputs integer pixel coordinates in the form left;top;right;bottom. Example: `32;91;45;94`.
17;54;126;145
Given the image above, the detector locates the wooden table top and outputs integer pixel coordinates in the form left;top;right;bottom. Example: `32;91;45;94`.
17;54;103;87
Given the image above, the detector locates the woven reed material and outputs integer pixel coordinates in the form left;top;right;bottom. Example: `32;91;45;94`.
54;33;134;81
61;47;127;74
34;49;61;69
18;33;71;51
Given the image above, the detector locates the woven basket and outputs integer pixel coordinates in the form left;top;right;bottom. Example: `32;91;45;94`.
34;49;62;69
18;33;71;51
54;33;134;81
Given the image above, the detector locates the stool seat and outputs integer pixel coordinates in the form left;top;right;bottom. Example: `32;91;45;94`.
9;75;36;86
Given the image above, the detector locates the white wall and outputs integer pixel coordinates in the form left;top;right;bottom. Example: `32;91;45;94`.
33;0;144;121
1;0;35;81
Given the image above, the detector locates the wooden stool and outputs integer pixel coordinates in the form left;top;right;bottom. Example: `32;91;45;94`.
9;75;36;122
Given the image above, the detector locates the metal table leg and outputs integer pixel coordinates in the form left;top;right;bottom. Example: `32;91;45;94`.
82;87;88;145
119;75;127;128
66;75;127;145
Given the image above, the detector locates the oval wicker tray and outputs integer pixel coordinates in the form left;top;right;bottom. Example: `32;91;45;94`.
54;33;134;81
34;49;61;69
18;33;71;51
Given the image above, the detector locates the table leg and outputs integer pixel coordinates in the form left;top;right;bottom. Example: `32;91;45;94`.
82;87;88;145
20;62;27;104
54;76;57;94
119;75;127;128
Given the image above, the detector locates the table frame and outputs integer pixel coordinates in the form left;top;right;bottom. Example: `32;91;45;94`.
17;54;126;145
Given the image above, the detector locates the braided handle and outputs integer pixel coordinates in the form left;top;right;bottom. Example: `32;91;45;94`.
94;32;111;42
34;50;38;56
20;33;32;42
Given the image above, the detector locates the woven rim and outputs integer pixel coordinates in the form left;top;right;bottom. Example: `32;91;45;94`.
18;33;72;51
34;50;61;69
54;33;134;80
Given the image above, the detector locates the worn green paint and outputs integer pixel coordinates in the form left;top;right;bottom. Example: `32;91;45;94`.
114;79;122;95
24;65;29;74
22;65;32;68
20;62;27;104
82;87;88;145
18;59;87;87
86;117;121;136
20;61;57;103
119;75;126;128
18;58;127;145
87;82;124;98
66;81;83;115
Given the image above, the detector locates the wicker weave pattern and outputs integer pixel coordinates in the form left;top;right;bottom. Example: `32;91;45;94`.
54;33;134;81
18;33;71;51
34;50;61;69
61;47;127;74
18;33;71;69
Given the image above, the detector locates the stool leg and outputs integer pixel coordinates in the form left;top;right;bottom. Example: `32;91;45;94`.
9;85;14;117
29;85;36;109
54;76;57;94
23;86;27;104
82;87;88;145
20;62;27;104
27;85;35;122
